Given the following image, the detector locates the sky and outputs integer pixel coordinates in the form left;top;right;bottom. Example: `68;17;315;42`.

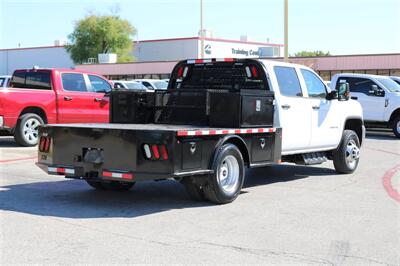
0;0;399;55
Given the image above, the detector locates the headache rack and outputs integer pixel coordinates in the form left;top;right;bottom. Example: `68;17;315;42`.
110;59;275;128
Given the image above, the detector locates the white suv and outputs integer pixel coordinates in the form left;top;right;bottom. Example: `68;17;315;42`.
331;73;400;138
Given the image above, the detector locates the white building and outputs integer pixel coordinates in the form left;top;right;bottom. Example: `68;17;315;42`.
0;36;283;75
0;46;74;75
133;36;282;62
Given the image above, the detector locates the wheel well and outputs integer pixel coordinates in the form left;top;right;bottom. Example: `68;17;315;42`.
19;107;48;123
389;108;400;126
344;119;363;145
223;137;250;167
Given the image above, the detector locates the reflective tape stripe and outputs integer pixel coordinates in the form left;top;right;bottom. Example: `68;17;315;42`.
103;171;133;180
48;167;75;175
176;128;276;137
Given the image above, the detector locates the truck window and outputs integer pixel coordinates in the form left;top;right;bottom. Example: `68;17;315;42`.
10;71;52;90
88;75;111;93
274;66;302;97
300;69;327;98
62;73;87;92
141;82;154;90
337;77;374;95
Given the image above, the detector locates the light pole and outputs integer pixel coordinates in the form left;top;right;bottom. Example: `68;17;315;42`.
284;0;289;62
200;0;204;59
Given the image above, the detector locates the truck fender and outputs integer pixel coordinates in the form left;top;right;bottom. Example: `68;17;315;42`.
211;135;250;168
389;108;400;126
341;117;364;146
18;106;48;124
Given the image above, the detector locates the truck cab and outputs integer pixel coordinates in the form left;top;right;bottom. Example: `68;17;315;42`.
331;73;400;138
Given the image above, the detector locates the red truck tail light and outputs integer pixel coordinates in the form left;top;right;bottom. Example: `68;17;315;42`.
151;145;160;159
39;136;51;153
142;144;169;161
160;145;169;160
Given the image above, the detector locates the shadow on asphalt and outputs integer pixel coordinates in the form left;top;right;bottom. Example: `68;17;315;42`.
365;128;397;141
0;164;336;219
0;136;20;148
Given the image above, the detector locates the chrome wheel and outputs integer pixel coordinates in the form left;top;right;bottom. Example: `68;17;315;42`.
23;118;40;145
217;155;240;196
345;139;360;169
396;120;400;134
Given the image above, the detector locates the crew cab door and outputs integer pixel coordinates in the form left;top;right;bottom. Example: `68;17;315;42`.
56;73;109;123
86;74;111;123
272;66;312;154
300;69;341;149
337;77;385;122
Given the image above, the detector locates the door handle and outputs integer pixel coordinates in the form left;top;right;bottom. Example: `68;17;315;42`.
312;106;320;110
281;104;291;110
94;97;103;102
351;96;358;100
64;96;72;101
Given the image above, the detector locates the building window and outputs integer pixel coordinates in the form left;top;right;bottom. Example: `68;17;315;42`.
378;69;390;76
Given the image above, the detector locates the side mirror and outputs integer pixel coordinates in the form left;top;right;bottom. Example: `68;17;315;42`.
326;90;338;100
369;85;385;97
338;82;350;101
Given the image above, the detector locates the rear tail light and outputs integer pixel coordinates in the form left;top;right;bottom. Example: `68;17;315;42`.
39;136;51;153
251;66;258;78
245;65;259;78
143;144;169;161
151;145;160;159
160;145;169;160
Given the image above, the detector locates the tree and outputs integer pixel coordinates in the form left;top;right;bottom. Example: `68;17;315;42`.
66;15;136;64
293;50;331;57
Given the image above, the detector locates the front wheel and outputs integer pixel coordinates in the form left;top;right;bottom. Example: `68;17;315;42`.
203;144;245;204
392;115;400;138
332;130;361;174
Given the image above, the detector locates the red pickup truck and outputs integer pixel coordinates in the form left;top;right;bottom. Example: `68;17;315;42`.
0;67;111;146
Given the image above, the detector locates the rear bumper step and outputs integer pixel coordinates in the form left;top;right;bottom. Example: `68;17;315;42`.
36;163;213;182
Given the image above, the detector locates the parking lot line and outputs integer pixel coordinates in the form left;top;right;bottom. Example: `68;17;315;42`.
0;156;36;164
382;163;400;203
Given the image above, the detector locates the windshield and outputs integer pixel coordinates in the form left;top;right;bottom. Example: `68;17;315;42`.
377;78;400;93
125;82;145;90
0;78;5;87
153;81;168;90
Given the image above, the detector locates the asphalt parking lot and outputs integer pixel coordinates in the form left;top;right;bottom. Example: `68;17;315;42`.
0;130;399;265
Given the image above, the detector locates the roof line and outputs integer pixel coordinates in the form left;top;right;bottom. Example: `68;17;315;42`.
133;36;283;46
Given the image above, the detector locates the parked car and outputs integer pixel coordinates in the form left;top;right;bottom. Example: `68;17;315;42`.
390;76;400;85
0;75;11;88
112;80;147;91
0;67;112;146
331;73;400;137
135;79;168;90
37;58;364;204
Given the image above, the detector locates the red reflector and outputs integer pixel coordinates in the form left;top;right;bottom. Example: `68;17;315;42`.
251;66;258;78
195;59;204;64
122;173;133;180
159;145;168;160
177;67;183;77
39;137;46;152
44;137;51;152
224;58;234;62
151;145;160;159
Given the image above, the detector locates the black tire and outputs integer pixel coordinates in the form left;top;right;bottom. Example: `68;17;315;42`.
333;130;361;174
14;113;44;146
86;180;135;191
203;144;245;204
392;115;400;138
181;177;205;201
